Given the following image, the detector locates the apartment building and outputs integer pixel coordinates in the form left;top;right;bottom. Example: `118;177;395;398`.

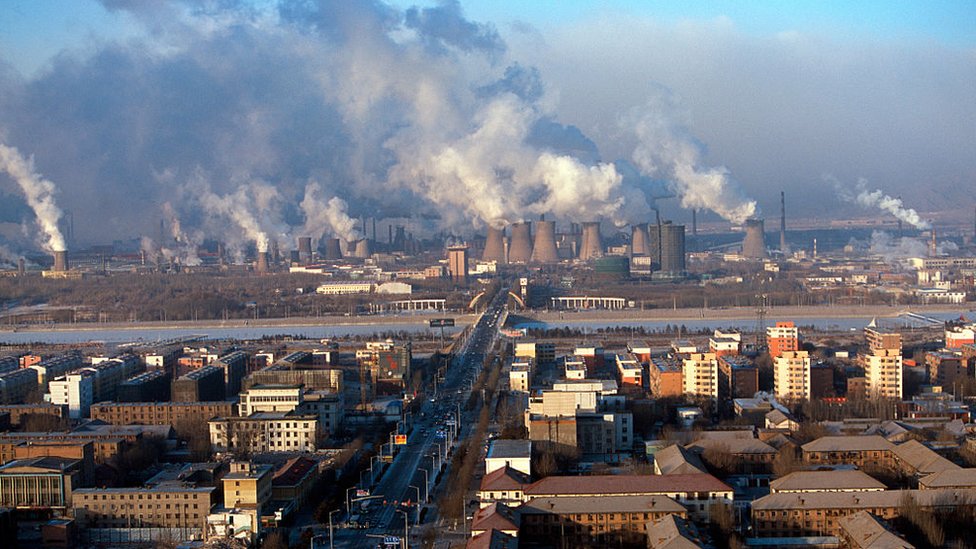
514;341;555;364
90;401;236;428
682;353;718;399
615;354;643;388
766;322;799;358
519;495;686;547
209;413;320;454
509;362;531;393
863;348;903;399
0;368;40;405
117;370;172;402
172;366;225;402
72;485;216;533
773;350;811;401
718;355;758;399
84;354;142;402
48;372;95;419
648;358;683;397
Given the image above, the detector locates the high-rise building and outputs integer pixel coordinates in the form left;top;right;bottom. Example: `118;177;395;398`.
682;353;719;399
767;322;799;358
774;350;812;401
447;245;469;283
862;328;903;399
48;372;95;420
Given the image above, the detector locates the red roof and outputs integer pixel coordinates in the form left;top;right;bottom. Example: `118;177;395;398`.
479;465;531;492
272;457;317;486
524;473;732;496
471;502;518;533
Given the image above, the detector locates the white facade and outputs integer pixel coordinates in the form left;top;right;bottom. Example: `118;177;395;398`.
682;353;718;398
238;385;303;416
774;351;812;401
509;364;531;393
299;391;344;435
863;349;903;399
48;372;94;419
209;413;319;453
485;440;532;476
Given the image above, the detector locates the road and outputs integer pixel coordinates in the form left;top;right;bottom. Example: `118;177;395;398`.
328;289;508;549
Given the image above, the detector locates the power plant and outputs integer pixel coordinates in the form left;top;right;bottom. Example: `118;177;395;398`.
578;222;603;261
53;250;68;272
254;251;269;273
352;239;371;259
324;238;343;260
742;218;767;259
297;236;313;263
648;221;686;275
482;226;506;263
631;223;649;256
508;222;533;263
530;220;559;263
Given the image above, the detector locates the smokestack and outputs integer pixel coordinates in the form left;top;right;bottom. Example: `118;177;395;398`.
631;224;649;256
929;229;937;258
780;191;788;253
18;258;25;276
271;240;280;264
53;250;68;272
482;226;506;263
531;220;559;263
579;222;603;260
255;251;269;273
372;218;377;242
324;238;343;260
741;218;767;259
813;238;818;259
298;237;313;263
388;225;393;245
353;239;371;258
508;222;533;263
691;210;698;237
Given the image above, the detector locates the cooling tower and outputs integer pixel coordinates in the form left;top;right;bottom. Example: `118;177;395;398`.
53;250;68;272
482;226;506;263
255;251;269;273
631;224;649;256
659;222;686;274
353;239;371;258
298;237;313;263
742;218;767;259
508;222;533;263
324;238;343;260
578;222;603;260
530;220;559;263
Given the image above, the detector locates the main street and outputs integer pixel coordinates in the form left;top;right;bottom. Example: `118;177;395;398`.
327;288;508;549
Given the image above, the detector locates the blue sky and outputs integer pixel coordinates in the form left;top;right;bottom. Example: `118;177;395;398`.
2;0;973;77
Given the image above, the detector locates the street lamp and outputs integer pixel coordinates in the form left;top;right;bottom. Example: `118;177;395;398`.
328;509;339;549
408;485;422;525
397;509;410;549
345;486;356;515
419;467;430;501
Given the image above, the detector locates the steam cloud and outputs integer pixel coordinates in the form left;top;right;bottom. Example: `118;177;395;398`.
300;182;361;243
826;176;930;230
0;1;768;250
629;103;757;224
0;144;67;252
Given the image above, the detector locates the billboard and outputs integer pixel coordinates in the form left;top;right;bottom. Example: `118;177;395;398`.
395;434;408;445
429;318;455;328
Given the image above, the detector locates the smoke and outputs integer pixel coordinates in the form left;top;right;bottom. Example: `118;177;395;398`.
159;202;202;266
300;181;361;243
628;98;757;224
0;143;67;251
866;231;955;262
180;171;272;253
826;175;930;230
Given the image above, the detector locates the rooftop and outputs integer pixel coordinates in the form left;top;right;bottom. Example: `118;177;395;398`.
524;473;732;497
646;514;706;549
837;510;914;549
802;435;895;453
520;494;686;515
653;445;707;476
890;439;959;475
919;468;976;488
487;440;531;460
752;489;976;511
770;470;886;493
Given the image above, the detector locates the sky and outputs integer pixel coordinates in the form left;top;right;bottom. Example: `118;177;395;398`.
0;0;973;253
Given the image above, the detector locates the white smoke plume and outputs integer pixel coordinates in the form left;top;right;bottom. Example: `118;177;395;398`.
181;172;272;253
0;143;67;251
160;202;202;266
629;104;757;224
826;175;930;230
866;231;956;262
300;182;361;243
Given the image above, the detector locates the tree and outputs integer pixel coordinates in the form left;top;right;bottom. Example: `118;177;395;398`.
260;530;288;549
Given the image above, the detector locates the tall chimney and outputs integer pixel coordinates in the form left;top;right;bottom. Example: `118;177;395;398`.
508;222;533;263
372;218;377;242
579;222;603;260
255;251;269;273
531;220;559;263
482;226;506;263
741;218;767;259
18;258;25;276
324;238;343;260
780;191;788;253
53;250;68;272
298;237;313;263
631;224;649;256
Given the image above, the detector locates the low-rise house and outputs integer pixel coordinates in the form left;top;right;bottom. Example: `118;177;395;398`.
470;503;518;538
652;445;707;476
836;511;914;549
769;470;886;494
519;495;686;547
646;514;707;549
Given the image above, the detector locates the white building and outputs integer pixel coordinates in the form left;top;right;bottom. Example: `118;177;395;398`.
509;362;531;393
315;282;373;295
774;351;812;401
238;385;303;416
863;349;903;399
682;353;718;398
485;440;532;476
209;413;320;453
48;372;95;419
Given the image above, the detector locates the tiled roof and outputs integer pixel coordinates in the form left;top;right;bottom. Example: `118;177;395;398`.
480;466;530;492
272;456;317;486
471;502;518;533
837;511;914;548
465;529;517;549
524;473;732;497
918;468;976;489
686;437;777;456
890;440;959;475
520;495;686;515
654;445;707;476
752;489;976;511
646;513;705;549
801;435;894;453
770;470;886;493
